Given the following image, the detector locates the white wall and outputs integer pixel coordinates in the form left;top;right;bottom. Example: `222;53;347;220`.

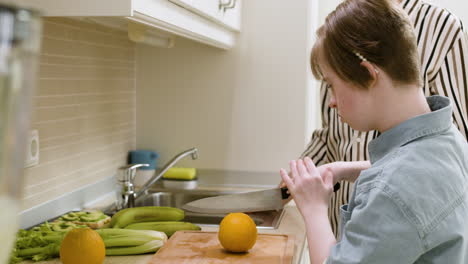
318;0;468;29
136;0;317;173
427;0;468;26
318;0;340;24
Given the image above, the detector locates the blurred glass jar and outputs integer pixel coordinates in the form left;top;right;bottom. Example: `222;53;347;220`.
0;3;41;264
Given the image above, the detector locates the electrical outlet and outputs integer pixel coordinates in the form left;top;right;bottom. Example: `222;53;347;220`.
25;129;39;168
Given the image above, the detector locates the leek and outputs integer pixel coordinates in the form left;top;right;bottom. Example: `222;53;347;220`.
96;228;167;251
105;240;165;256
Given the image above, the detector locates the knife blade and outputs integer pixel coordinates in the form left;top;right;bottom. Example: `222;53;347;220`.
182;183;340;214
182;187;291;214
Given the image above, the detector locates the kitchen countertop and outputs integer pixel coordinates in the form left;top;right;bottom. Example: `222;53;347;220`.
24;201;306;264
20;170;308;264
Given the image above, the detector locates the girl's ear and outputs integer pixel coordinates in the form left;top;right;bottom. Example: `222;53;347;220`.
360;60;379;88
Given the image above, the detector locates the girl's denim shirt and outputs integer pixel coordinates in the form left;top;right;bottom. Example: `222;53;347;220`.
326;96;468;263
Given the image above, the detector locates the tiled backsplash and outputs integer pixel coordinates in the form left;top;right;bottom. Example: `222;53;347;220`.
22;18;136;211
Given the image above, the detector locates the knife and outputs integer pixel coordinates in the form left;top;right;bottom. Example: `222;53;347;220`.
182;183;340;214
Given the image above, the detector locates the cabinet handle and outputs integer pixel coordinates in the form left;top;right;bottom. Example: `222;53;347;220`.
224;0;237;11
219;0;236;12
218;0;232;11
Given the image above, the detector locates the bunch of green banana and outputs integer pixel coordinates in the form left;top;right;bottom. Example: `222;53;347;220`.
110;206;201;237
110;206;185;229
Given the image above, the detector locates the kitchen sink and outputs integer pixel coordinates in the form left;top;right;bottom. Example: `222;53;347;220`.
133;190;285;229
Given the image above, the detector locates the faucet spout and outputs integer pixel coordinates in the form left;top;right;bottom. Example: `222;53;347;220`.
135;147;198;198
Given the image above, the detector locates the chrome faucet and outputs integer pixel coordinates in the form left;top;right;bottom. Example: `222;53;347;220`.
117;163;149;209
136;147;198;198
117;148;198;209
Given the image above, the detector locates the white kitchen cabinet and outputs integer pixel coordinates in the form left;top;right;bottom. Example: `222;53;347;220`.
25;0;242;49
169;0;241;31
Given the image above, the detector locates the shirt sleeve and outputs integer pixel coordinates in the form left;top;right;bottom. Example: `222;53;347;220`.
326;187;424;264
429;21;468;140
300;81;329;165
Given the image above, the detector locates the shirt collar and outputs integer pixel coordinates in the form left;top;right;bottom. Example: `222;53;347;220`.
368;96;453;164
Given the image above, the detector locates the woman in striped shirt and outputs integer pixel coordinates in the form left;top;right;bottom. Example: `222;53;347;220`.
297;0;468;237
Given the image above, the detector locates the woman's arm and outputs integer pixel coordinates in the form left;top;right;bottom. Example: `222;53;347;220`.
322;161;371;183
280;157;337;264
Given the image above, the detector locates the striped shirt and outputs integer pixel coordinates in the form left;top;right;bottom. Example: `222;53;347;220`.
301;0;468;236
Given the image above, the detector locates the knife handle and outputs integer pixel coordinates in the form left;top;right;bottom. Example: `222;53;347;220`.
280;187;290;199
280;183;341;199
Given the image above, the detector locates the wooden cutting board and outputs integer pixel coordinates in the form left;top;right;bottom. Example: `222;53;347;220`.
149;231;295;264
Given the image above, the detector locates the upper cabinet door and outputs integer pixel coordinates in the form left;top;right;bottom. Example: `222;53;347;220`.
21;0;242;50
169;0;241;31
218;0;242;31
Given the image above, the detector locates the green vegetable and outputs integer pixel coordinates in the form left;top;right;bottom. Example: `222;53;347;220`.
60;212;79;221
125;221;201;237
16;243;61;261
60;211;109;223
79;212;107;222
105;240;165;256
9;224;167;263
10;223;64;263
96;228;167;249
51;221;87;232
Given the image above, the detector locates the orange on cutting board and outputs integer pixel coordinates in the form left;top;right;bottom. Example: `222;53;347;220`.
218;212;257;253
59;228;105;264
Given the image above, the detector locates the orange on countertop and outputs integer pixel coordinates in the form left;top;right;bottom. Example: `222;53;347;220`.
218;212;257;253
59;228;105;264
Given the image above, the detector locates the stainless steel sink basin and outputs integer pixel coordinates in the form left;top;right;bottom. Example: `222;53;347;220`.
134;190;285;229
